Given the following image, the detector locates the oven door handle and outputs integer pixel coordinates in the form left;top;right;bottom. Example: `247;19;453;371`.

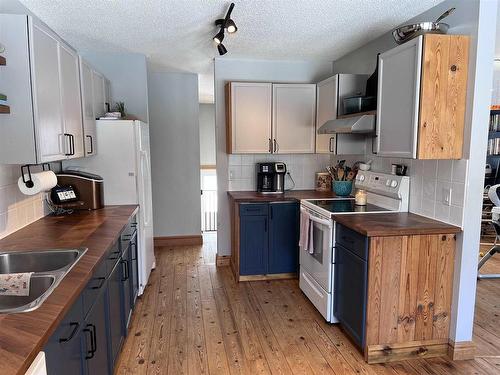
300;208;333;228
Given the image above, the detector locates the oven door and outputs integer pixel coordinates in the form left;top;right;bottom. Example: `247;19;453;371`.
299;208;333;292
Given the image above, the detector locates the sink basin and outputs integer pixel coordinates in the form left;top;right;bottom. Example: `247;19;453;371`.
0;275;55;313
0;248;87;313
0;249;85;273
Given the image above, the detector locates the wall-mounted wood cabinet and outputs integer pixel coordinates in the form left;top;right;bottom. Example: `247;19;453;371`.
226;82;316;154
375;34;469;159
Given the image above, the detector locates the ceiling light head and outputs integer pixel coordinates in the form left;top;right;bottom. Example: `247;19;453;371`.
213;29;224;45
225;19;237;33
217;43;228;56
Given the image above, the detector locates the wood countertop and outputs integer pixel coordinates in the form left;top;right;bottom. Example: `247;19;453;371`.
0;205;138;375
332;212;461;237
227;190;338;202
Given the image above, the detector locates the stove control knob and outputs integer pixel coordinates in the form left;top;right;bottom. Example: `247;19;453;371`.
390;180;398;188
358;175;365;182
385;180;391;186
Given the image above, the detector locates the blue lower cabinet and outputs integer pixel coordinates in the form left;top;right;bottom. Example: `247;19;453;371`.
239;202;299;276
334;244;368;348
239;204;269;275
268;202;299;274
44;295;85;375
107;260;124;371
83;287;110;375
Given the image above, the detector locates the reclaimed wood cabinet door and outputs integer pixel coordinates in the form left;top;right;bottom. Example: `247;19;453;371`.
272;83;316;153
226;82;272;154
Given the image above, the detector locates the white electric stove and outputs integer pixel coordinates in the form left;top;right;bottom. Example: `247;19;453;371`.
299;171;410;323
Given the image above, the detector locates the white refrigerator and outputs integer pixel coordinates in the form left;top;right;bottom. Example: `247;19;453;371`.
64;120;155;295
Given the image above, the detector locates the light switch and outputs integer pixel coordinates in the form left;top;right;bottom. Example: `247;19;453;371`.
442;187;452;206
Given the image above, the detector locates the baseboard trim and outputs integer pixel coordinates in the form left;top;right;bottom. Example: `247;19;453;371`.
216;254;231;267
154;235;203;247
448;340;476;360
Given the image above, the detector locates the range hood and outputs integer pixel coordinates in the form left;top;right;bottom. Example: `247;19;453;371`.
317;111;376;134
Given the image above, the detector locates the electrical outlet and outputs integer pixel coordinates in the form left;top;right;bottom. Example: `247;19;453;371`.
442;187;452;206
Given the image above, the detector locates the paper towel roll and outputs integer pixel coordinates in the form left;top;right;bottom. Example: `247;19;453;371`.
18;171;57;196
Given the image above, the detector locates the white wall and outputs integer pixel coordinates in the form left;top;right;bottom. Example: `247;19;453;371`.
148;72;201;237
215;58;334;256
332;0;498;344
199;103;216;166
83;52;149;123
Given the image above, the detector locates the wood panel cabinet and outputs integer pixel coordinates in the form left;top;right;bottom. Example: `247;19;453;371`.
226;82;316;154
272;84;316;153
375;34;469;159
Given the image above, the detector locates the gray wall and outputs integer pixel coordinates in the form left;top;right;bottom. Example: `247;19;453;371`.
148;72;201;237
215;58;334;257
332;0;499;343
83;52;149;123
199;103;216;166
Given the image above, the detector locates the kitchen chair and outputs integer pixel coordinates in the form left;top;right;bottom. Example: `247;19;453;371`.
478;184;500;279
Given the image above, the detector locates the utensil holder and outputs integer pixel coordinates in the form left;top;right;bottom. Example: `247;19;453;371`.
333;181;353;196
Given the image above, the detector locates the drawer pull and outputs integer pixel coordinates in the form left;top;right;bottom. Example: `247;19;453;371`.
59;322;80;343
91;277;106;290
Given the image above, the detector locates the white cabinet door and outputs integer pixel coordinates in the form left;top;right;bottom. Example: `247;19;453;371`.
30;22;66;162
229;82;272;154
272;84;316;154
375;36;422;158
59;43;84;158
80;58;97;156
92;70;106;119
316;76;337;153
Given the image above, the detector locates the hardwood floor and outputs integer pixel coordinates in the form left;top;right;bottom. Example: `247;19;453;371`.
116;234;500;374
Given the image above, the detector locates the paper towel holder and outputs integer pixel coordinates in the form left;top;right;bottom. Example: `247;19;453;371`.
21;163;51;188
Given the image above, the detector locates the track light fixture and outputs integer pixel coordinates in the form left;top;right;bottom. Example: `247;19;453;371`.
213;3;237;55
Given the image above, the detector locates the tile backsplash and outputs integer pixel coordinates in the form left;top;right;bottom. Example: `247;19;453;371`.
0;164;47;240
228;154;331;191
331;155;468;227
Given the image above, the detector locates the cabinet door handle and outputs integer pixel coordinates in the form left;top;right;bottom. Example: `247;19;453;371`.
273;139;279;153
91;276;106;290
70;134;75;155
59;322;80;343
329;137;335;153
84;324;96;359
86;135;93;154
131;242;138;261
64;133;72;156
121;259;130;281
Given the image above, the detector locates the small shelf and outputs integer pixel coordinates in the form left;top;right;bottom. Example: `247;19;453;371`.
337;110;377;120
0;104;10;114
0;56;5;66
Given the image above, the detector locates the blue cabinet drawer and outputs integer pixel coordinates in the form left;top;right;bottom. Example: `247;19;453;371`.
336;224;368;260
239;203;268;216
83;259;107;317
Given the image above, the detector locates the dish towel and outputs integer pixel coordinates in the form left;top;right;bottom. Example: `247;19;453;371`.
308;219;315;254
0;272;33;296
299;210;310;252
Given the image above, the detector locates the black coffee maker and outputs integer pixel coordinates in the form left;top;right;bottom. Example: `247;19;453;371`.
256;162;286;194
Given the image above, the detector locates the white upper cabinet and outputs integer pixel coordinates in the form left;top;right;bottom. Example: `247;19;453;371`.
226;82;272;154
30;21;66;162
272;84;316;154
80;58;97;156
92;70;106;119
59;42;84;159
316;76;337;153
375;36;422;158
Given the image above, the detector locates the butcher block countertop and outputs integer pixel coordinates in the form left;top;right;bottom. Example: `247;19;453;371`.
0;205;138;375
227;190;337;202
332;212;461;237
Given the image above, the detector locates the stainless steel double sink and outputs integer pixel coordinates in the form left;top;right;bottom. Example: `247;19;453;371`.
0;248;87;313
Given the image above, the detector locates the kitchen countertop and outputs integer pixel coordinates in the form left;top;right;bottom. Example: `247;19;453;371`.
227;190;338;202
333;212;461;237
0;205;138;375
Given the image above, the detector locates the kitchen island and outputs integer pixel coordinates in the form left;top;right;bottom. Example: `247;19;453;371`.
0;205;138;375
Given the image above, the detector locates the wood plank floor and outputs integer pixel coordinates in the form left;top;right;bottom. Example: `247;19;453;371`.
116;234;500;374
